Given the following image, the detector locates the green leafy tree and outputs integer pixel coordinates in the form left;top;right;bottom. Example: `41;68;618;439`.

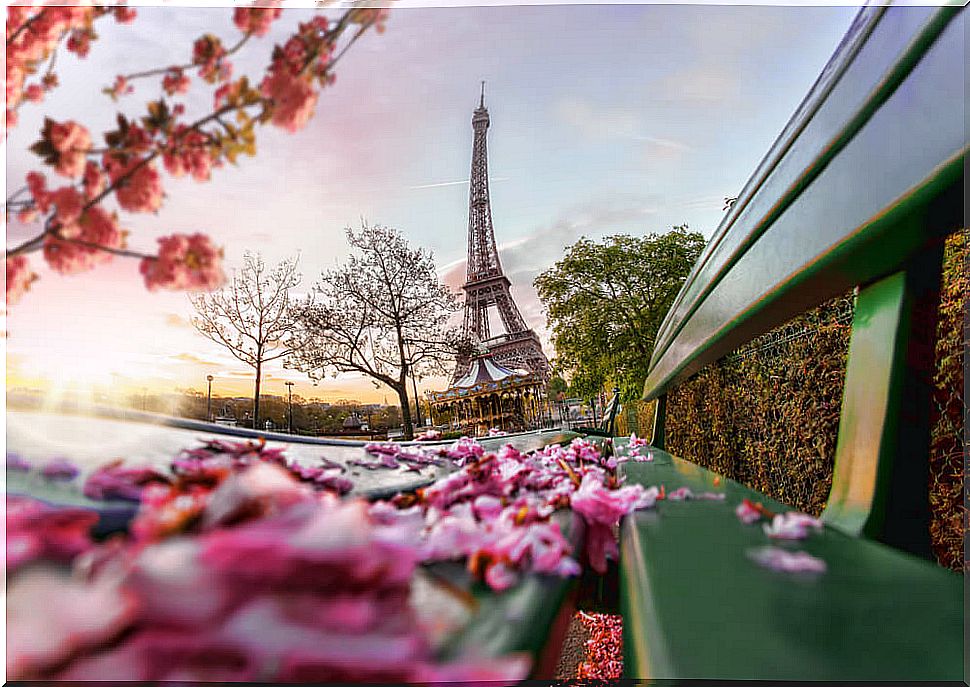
535;225;705;401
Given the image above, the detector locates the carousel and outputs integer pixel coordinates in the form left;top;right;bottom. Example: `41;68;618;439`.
427;353;547;436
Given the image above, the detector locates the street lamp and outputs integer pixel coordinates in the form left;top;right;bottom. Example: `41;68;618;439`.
285;381;295;433
206;375;214;422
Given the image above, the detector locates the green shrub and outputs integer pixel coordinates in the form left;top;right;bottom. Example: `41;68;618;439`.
660;230;965;571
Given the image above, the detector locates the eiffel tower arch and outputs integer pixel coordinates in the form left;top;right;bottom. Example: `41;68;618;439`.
454;84;551;384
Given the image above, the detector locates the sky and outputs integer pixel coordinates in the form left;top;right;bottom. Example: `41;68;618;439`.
4;3;860;405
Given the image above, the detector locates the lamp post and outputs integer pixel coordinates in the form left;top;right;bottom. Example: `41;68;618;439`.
206;375;214;422
411;370;422;429
285;381;295;433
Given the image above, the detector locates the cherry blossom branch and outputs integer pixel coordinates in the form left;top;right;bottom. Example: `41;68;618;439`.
6;100;259;259
6;9;47;46
7;234;45;256
52;235;157;261
120;32;252;82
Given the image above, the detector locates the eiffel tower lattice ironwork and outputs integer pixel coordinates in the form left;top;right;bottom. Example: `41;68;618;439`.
456;84;551;383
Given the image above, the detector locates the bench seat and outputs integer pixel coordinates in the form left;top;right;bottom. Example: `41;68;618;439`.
616;440;962;681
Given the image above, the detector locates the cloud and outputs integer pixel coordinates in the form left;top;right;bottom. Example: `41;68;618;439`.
164;313;192;328
171;352;223;367
555;98;642;140
555;97;691;161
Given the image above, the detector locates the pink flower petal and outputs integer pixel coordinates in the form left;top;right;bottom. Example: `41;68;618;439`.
747;546;827;574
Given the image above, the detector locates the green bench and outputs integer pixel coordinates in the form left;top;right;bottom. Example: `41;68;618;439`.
616;3;966;681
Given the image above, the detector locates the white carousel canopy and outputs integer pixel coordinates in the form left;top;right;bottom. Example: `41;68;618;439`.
452;356;529;389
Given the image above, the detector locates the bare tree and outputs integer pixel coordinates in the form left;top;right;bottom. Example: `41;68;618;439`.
288;223;460;440
190;252;301;429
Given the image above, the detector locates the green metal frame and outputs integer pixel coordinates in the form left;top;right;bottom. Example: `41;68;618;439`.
823;241;945;557
640;5;965;553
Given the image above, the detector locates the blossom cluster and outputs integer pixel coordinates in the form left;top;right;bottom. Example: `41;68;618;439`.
6;4;136;132
7;441;530;680
371;436;662;578
6;3;384;307
7;497;98;574
11;432;785;681
8;471;527;681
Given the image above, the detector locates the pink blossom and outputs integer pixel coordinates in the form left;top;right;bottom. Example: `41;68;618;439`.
289;464;354;494
6;255;36;305
124;538;239;627
26;171;48;210
421;511;486;561
44;205;124;275
82;160;106;199
667;486;693;501
140;232;225;292
415;428;443;441
444;436;486;465
41;457;80;480
763;511;823;540
83;462;171;501
570;473;657;527
104;156;163;213
503;520;578;576
260;69;318;133
570;473;658;573
6;497;99;572
735;499;762;524
24;83;43;102
200;462;312;529
484;561;519;591
473;494;503;520
47;185;84;224
66;28;91;57
114;6;138;23
162;68;190;96
747;546;826;574
108;74;133;98
163;129;214;181
7;567;137;680
192;34;228;82
7;451;31;471
49;121;91;177
233;5;282;37
629;432;649;449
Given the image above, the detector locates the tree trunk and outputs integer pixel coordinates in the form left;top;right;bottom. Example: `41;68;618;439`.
397;385;413;440
253;361;262;430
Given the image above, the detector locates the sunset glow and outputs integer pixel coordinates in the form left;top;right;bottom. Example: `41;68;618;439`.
5;4;857;406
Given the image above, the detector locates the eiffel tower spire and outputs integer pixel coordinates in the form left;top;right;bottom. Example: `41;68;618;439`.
456;86;551;382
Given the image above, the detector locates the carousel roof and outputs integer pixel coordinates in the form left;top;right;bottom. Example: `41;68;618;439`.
428;354;540;403
452;356;528;388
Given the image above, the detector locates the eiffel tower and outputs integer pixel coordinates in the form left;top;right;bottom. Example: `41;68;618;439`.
454;84;551;383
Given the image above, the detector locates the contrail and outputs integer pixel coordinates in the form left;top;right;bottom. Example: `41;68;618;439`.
409;176;509;190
